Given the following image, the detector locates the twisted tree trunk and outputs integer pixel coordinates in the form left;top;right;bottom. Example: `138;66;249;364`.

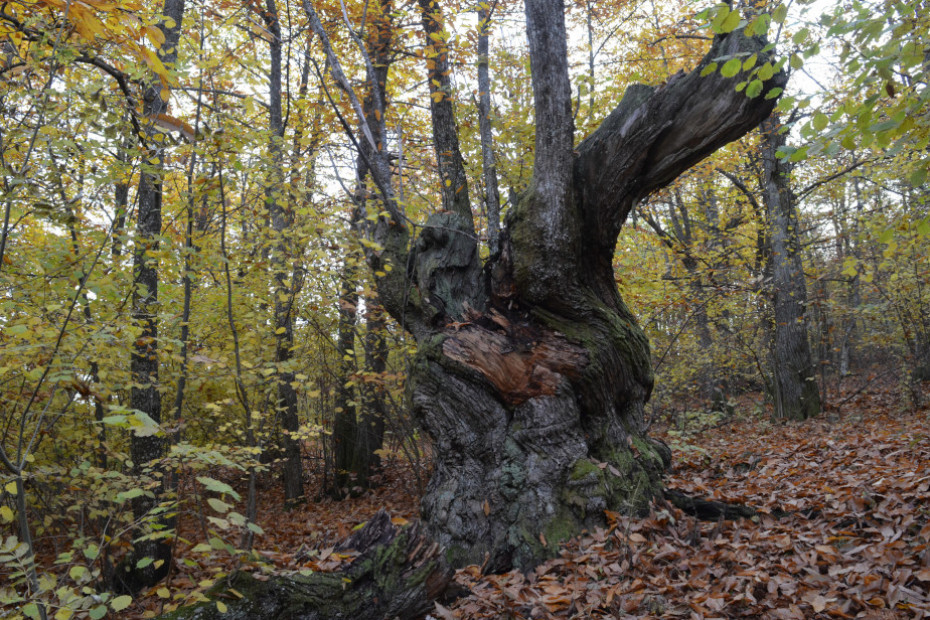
307;0;785;573
405;20;785;570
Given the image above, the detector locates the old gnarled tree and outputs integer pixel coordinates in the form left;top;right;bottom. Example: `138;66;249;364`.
309;0;786;572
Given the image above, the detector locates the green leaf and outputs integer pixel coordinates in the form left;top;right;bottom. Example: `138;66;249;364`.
812;113;829;131
135;556;153;569
89;605;108;620
111;595;133;611
197;476;241;501
745;79;763;98
700;62;718;77
720;9;741;33
757;62;774;81
721;58;742;78
207;497;231;514
790;54;803;70
792;27;809;44
788;146;808;162
711;6;731;33
69;565;86;580
772;4;788;24
910;167;928;187
23;603;41;619
7;324;28;336
916;218;930;237
742;54;757;71
0;506;12;524
765;87;783;100
116;488;144;502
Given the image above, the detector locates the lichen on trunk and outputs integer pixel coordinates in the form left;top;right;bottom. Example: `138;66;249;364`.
306;0;786;575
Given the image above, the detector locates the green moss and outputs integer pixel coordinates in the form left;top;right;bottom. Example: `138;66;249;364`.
542;505;581;548
568;458;599;481
631;437;665;471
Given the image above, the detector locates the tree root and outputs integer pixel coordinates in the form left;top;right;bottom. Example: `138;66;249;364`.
158;510;455;620
662;488;757;520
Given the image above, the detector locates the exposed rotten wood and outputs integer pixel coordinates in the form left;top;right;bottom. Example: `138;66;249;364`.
442;320;588;406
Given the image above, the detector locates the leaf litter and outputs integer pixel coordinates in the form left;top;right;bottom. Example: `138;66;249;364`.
133;384;928;619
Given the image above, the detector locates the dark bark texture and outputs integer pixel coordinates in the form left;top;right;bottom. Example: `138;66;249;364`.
120;0;186;594
760;116;821;420
402;26;786;571
158;510;454;620
261;0;305;504
309;0;786;574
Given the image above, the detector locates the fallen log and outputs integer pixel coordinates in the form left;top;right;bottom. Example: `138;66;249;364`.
159;510;455;620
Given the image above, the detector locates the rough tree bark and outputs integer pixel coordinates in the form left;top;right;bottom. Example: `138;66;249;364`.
159;510;454;620
352;304;388;484
260;0;305;505
760;115;821;421
330;0;395;495
118;0;186;594
331;260;359;496
308;0;785;572
476;3;502;255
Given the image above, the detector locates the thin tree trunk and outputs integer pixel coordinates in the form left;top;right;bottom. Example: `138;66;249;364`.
351;303;389;486
332;263;358;496
760;115;821;421
477;5;501;254
112;135;132;258
120;0;186;594
261;0;304;505
332;0;395;495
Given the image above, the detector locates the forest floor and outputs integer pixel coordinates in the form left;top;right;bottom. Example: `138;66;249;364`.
131;376;930;619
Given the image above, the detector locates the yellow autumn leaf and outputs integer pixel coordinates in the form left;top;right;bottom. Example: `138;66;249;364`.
144;25;166;47
142;47;169;79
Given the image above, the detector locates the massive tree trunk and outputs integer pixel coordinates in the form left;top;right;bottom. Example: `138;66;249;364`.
760;116;821;421
308;0;784;572
120;0;186;594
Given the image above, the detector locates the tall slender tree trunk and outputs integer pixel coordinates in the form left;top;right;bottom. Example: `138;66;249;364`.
351;303;389;487
307;0;784;572
760;115;821;420
477;5;501;254
121;0;186;594
261;0;304;505
332;263;359;496
330;0;395;495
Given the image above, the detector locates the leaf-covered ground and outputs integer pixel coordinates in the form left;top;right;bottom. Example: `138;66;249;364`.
132;382;930;619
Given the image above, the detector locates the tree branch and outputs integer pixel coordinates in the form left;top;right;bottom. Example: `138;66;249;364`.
574;30;787;254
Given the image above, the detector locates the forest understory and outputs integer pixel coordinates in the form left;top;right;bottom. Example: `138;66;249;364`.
103;373;930;620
